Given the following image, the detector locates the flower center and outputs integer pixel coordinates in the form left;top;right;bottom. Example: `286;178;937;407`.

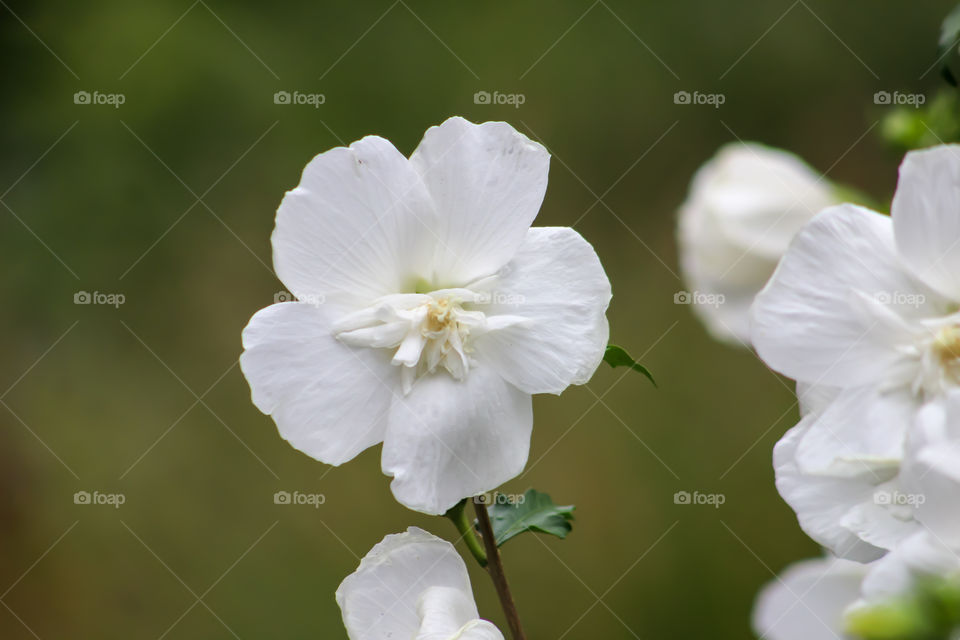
332;289;525;394
933;325;960;362
914;323;960;397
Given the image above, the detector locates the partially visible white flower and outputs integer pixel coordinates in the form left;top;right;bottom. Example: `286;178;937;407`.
755;393;960;639
773;385;918;563
752;555;868;640
843;400;960;629
337;527;503;640
240;117;611;515
753;145;960;558
677;142;839;345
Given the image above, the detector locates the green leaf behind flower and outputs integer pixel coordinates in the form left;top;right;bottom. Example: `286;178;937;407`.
603;345;657;387
484;489;575;547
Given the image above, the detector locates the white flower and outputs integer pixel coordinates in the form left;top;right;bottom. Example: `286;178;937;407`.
677;142;839;345
752;145;960;558
240;117;611;515
337;527;503;640
752;555;868;640
844;397;960;623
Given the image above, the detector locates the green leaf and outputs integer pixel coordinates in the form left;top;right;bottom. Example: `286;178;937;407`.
484;489;575;547
938;3;960;86
603;345;657;387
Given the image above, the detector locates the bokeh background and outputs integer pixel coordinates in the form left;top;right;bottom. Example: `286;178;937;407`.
0;1;954;637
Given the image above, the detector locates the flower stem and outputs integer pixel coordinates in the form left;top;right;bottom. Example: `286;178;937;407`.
445;499;487;567
474;499;527;640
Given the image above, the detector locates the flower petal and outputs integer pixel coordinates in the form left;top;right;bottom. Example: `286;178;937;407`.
382;365;532;515
774;421;887;562
273;135;437;310
892;145;960;299
859;531;960;602
795;382;841;418
751;204;931;387
794;386;910;477
752;556;868;640
409;117;550;286
447;621;504;640
903;394;960;546
336;528;476;640
472;227;611;395
414;587;481;640
240;302;395;465
414;587;503;640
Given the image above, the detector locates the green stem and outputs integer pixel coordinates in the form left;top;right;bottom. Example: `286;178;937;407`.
474;499;527;640
445;499;487;567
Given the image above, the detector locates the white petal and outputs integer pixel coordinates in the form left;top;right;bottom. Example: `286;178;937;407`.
336;527;476;640
839;483;922;551
794;386;910;476
240;303;394;465
774;421;887;561
414;587;480;640
409;117;550;286
685;143;838;257
382;365;533;515
448;621;504;640
795;382;841;418
752;555;868;640
472;227;611;395
892;145;960;299
752;204;932;387
903;394;960;545
414;587;504;640
859;531;960;602
273;136;437;310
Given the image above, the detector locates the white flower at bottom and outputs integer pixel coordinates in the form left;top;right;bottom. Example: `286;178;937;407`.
336;527;503;640
677;142;839;345
752;555;868;640
756;394;960;639
239;117;611;515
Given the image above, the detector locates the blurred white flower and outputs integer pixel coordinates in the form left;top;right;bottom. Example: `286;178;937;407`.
752;555;868;640
240;116;611;515
677;142;839;345
753;145;960;559
337;527;503;640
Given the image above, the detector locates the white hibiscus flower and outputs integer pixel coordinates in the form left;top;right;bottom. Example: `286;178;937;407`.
337;527;503;640
678;143;840;345
240;117;611;515
752;554;868;640
752;145;960;558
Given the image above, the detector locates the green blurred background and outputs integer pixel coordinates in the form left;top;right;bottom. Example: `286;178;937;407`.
0;1;953;637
